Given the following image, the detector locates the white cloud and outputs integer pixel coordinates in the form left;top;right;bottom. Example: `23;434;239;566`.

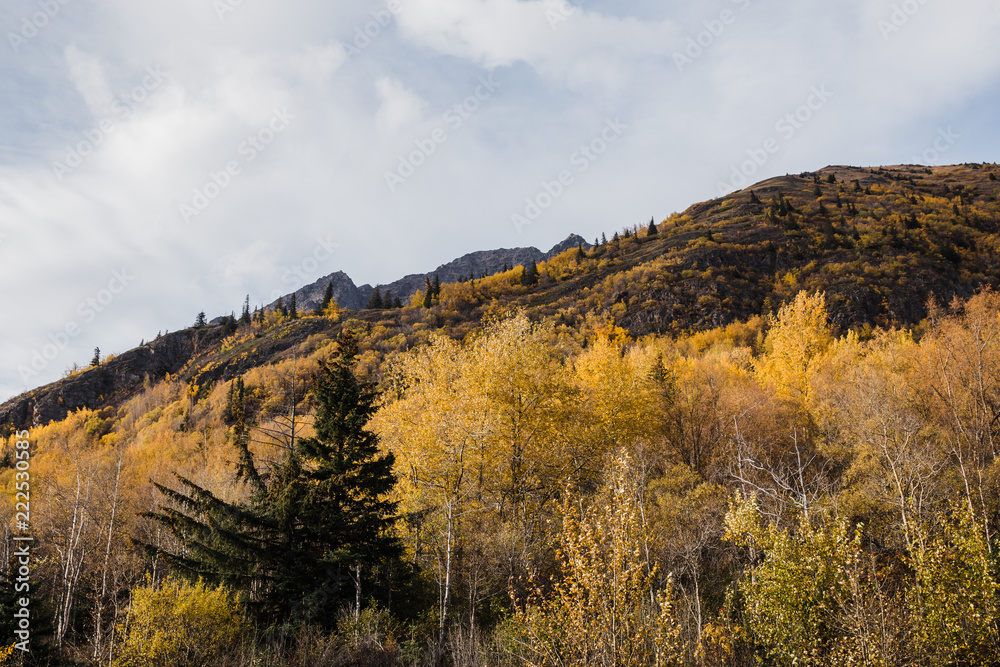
375;77;427;134
1;0;999;402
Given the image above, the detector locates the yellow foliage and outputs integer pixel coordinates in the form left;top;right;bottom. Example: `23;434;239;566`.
113;578;243;667
507;452;683;667
755;291;832;403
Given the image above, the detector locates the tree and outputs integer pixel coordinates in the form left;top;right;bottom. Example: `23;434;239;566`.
507;453;683;667
521;260;538;286
423;277;434;309
143;332;401;628
276;297;286;318
367;287;384;310
91;347;101;367
432;274;441;299
289;293;298;319
239;296;251;326
194;312;207;328
316;282;334;315
647;217;658;236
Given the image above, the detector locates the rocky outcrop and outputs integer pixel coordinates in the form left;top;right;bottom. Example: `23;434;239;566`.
0;328;221;431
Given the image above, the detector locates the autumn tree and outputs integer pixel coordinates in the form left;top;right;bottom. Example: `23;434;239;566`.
143;332;401;628
506;452;683;667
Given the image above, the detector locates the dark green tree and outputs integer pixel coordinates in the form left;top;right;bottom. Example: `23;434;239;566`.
91;347;101;367
393;296;403;309
432;274;441;297
289;293;298;319
240;296;251;326
647;217;658;236
367;287;384;309
142;332;401;628
521;260;538;286
194;312;207;328
317;282;334;315
423;277;434;309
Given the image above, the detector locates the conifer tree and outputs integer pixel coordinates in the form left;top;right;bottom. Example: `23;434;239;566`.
647;217;658;236
432;274;441;297
91;347;101;367
367;287;384;309
240;296;251;326
142;332;401;628
382;289;393;309
316;282;334;315
393;296;403;309
289;294;298;319
194;312;207;328
276;297;287;318
423;277;434;309
521;260;539;286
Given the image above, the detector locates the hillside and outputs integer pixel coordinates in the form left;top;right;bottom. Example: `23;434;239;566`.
6;162;1000;666
3;162;999;432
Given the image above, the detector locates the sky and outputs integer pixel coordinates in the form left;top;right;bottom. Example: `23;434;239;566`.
1;0;1000;401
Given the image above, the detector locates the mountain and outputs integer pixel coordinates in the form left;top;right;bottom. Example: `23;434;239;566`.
4;163;999;432
266;234;590;313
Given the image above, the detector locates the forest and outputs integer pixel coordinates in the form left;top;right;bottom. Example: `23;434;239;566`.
5;285;1000;666
3;164;1000;666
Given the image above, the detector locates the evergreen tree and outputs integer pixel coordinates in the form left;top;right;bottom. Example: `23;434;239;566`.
521;260;539;286
142;332;401;628
601;232;607;245
647;217;658;236
423;277;434;309
393;296;403;309
367;287;384;309
432;274;441;297
240;296;251;326
91;347;101;367
221;313;238;336
317;282;334;315
576;244;586;260
194;312;207;328
276;297;287;318
289;294;298;319
382;289;393;309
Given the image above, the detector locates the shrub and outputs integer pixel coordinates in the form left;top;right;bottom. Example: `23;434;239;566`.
113;578;244;667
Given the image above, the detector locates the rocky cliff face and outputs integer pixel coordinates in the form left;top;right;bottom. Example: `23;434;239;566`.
0;328;223;430
271;234;590;310
265;270;364;313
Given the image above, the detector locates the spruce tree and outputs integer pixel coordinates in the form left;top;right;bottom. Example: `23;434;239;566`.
521;260;538;286
239;296;250;326
647;217;658;236
393;296;403;309
432;274;441;297
382;289;393;309
317;282;334;315
142;332;401;628
289;294;298;319
423;277;434;308
367;287;384;309
194;312;207;328
91;347;101;367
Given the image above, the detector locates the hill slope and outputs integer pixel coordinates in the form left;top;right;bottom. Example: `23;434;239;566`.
3;163;998;431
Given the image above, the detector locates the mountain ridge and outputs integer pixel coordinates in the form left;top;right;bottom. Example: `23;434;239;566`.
5;163;999;432
263;234;591;314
